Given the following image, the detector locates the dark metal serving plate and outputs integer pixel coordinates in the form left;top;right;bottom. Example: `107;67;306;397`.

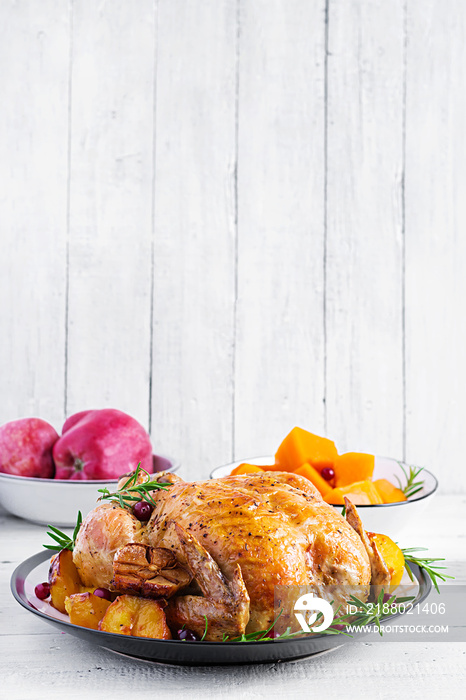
11;550;431;666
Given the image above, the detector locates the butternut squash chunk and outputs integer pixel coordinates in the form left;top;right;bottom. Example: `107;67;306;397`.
231;463;265;476
373;478;407;504
324;480;383;506
294;463;332;496
333;452;375;487
275;427;338;473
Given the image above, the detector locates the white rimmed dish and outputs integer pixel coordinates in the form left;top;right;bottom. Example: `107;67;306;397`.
0;454;180;527
210;456;438;537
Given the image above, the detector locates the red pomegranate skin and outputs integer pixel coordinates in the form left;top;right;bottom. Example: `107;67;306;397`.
0;418;58;478
53;409;153;480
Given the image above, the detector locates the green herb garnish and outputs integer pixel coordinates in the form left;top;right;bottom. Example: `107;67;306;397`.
97;463;170;508
44;511;82;552
226;610;291;642
223;593;414;642
200;615;208;641
338;590;394;636
320;591;415;637
395;462;425;498
402;547;454;593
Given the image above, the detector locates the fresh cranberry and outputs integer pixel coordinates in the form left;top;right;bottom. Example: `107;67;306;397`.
93;588;112;601
176;628;199;641
321;467;335;481
267;630;281;639
35;582;50;600
133;500;154;521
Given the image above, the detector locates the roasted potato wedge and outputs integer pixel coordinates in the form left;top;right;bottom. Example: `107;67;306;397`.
65;592;111;630
48;549;83;613
99;594;172;639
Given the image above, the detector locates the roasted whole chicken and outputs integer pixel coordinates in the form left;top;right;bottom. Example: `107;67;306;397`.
74;470;386;640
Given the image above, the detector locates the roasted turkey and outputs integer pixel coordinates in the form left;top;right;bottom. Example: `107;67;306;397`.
73;470;380;640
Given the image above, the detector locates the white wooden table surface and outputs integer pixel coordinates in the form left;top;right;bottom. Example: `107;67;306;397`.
1;495;465;700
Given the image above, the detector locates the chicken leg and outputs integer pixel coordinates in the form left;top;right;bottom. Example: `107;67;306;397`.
163;522;250;641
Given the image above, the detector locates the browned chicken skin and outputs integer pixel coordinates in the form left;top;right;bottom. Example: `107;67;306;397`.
147;471;371;631
73;502;142;588
74;470;372;638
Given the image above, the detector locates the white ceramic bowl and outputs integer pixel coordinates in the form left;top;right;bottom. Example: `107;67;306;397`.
210;455;438;538
0;454;180;528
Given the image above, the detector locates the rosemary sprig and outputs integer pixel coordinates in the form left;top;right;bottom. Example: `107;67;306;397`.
309;604;352;637
226;609;289;642
345;590;392;635
223;593;414;642
323;591;415;637
402;547;454;593
200;615;209;641
395;462;425;498
226;627;305;642
44;511;82;552
263;609;286;639
97;463;170;509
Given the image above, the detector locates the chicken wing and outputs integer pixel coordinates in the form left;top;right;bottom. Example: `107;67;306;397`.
344;496;390;587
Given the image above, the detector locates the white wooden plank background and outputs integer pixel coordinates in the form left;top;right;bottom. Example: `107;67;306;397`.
0;0;70;429
0;0;465;493
235;0;326;458
151;0;237;473
326;0;405;459
66;0;155;428
404;0;466;489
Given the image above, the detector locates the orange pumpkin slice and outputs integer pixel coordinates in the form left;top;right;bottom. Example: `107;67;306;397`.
275;427;338;473
294;463;332;496
324;479;383;506
373;478;407;504
333;452;375;487
230;463;265;476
